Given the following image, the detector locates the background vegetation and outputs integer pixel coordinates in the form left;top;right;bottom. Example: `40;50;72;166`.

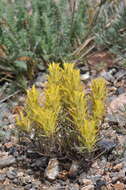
0;0;125;89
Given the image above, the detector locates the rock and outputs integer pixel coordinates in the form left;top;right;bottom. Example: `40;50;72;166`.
106;184;113;190
113;182;125;190
95;179;107;190
0;185;24;190
117;169;126;180
117;87;125;95
33;157;47;168
26;150;43;159
79;172;87;184
77;65;89;74
108;68;117;75
113;163;123;172
0;173;6;182
114;70;126;81
100;71;115;82
97;139;116;153
82;179;93;186
27;169;34;175
117;135;126;146
81;184;94;190
66;183;80;190
44;158;59;181
20;175;32;185
35;73;47;88
4;142;14;151
17;171;24;177
41;183;62;190
0;155;16;168
106;113;126;127
111;168;126;183
80;72;90;81
0;103;10;126
24;184;32;190
108;93;126;113
6;168;17;180
90;175;102;184
32;181;41;188
13;178;20;185
69;160;79;178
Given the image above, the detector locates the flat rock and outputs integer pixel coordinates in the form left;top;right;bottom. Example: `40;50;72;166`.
100;71;115;82
108;93;126;113
0;155;16;169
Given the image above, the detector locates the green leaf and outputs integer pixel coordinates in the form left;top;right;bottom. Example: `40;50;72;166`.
14;60;27;72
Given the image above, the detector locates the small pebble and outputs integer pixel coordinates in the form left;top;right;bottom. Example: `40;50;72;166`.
6;169;17;180
44;158;59;181
24;184;32;190
82;179;93;186
81;184;94;190
0;173;6;182
113;163;123;172
69;161;79;179
113;182;125;190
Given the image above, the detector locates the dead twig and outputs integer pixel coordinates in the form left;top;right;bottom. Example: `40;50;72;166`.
78;44;96;60
0;90;21;104
71;36;95;56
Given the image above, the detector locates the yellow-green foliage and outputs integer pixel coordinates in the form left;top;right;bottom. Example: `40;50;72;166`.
91;78;107;121
16;111;31;132
16;81;61;137
79;119;97;151
16;63;107;153
47;63;62;86
61;64;83;106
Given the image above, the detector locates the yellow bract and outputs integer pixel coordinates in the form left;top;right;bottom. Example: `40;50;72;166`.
16;75;61;137
79;119;97;152
91;77;107;101
91;77;107;121
16;111;31;132
47;63;62;86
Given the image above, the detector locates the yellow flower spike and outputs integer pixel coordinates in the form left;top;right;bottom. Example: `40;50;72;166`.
32;108;57;137
91;77;107;121
93;99;106;121
44;84;61;113
79;119;97;152
16;111;31;132
26;85;40;106
68;91;88;127
48;63;62;86
61;63;83;108
62;63;82;92
91;77;107;101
